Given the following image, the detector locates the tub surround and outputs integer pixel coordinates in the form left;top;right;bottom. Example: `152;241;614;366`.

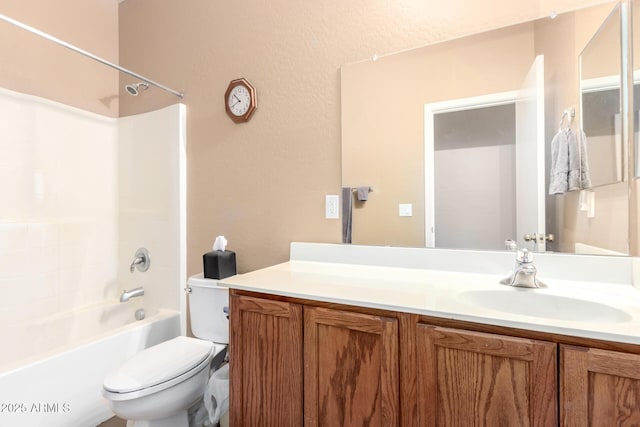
0;88;186;427
221;242;640;345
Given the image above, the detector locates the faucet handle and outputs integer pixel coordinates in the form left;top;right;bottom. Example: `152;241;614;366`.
130;248;150;273
517;248;533;263
504;239;517;251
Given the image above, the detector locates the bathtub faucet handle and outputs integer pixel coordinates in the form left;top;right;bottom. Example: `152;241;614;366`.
130;248;150;273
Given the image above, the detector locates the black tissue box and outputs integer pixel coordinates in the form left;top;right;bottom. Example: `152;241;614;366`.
203;250;236;279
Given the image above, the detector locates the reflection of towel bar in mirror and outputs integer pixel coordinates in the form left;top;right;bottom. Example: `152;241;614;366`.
351;187;373;193
559;106;576;129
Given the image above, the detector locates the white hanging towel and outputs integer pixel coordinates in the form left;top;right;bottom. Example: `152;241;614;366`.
549;128;570;195
567;128;582;191
577;128;592;190
548;127;592;195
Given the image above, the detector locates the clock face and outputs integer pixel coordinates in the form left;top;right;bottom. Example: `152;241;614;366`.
228;84;252;116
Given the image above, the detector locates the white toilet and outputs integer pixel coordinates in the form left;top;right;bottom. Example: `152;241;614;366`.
103;275;229;427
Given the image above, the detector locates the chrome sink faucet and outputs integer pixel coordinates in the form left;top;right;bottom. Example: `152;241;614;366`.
500;248;546;288
120;286;144;302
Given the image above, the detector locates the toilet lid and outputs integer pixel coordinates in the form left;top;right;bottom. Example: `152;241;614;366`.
103;336;214;393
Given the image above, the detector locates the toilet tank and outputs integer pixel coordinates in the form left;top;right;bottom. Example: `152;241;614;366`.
187;274;229;344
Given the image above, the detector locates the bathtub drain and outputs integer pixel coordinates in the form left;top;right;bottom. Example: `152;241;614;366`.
135;308;146;321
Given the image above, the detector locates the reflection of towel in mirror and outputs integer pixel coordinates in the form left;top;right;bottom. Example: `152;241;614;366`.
356;186;370;202
549;129;570;195
567;129;582;191
577;129;591;190
548;128;591;195
341;187;352;243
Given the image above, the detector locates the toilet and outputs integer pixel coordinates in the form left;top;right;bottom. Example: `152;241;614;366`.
103;275;229;427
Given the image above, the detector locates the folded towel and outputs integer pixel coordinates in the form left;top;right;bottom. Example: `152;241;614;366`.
356;186;370;202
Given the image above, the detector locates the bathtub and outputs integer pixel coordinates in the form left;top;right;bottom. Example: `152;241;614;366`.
0;301;180;427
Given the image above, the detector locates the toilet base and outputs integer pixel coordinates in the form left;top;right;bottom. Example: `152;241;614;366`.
124;410;188;427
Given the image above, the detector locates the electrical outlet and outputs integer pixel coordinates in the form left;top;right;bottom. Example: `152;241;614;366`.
325;195;339;219
399;203;413;217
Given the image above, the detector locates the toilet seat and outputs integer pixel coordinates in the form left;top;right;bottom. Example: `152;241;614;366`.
103;336;225;401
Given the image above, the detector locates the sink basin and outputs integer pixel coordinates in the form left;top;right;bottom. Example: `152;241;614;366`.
458;289;632;323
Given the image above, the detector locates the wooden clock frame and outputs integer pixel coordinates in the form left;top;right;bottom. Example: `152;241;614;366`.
224;78;257;123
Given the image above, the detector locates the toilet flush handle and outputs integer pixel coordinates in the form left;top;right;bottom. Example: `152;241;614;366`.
223;306;229;319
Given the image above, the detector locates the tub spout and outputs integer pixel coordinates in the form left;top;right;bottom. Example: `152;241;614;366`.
120;287;144;302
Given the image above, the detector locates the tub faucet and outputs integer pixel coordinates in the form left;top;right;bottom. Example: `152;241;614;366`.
500;248;546;288
120;287;144;302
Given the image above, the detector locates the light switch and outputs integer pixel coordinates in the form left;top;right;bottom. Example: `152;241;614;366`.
399;203;413;217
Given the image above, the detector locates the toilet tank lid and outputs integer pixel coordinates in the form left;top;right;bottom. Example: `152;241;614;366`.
188;273;229;289
103;336;213;393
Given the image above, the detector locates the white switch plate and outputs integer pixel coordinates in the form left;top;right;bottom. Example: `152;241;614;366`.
326;195;340;219
399;203;413;217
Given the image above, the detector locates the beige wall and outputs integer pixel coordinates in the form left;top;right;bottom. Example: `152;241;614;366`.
119;0;612;274
0;0;119;116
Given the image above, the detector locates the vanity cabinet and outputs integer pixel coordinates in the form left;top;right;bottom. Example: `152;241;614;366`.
229;294;400;426
229;294;303;426
304;306;399;426
229;290;640;427
561;345;640;426
416;324;557;426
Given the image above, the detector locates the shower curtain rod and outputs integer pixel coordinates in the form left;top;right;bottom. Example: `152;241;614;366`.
0;13;184;99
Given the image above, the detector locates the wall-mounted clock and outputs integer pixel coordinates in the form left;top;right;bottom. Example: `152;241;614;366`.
224;78;257;123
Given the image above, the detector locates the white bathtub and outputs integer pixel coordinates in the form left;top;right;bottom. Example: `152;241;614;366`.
0;302;180;427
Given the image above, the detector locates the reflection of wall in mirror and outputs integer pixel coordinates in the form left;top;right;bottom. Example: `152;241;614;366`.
342;2;629;255
342;23;535;248
581;91;622;186
580;3;621;81
562;5;629;256
433;104;516;251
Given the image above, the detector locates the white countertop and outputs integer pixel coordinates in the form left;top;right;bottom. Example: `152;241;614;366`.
220;243;640;345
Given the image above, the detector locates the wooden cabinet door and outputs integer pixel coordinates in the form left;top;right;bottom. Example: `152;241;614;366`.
416;324;557;427
304;306;399;426
229;294;303;427
561;345;640;426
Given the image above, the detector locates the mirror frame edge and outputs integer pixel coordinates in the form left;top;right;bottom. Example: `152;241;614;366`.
623;0;638;255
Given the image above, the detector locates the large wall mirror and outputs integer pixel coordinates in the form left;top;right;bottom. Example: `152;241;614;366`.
342;0;634;256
